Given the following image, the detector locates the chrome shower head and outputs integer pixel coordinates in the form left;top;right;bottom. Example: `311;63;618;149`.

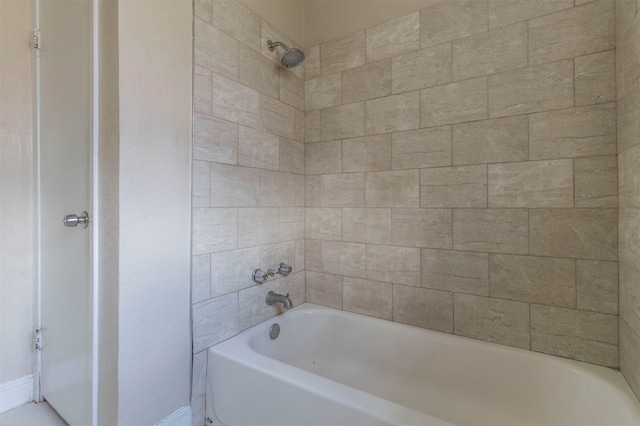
267;40;305;68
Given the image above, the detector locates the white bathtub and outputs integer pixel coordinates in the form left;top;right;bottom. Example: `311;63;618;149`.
206;304;640;426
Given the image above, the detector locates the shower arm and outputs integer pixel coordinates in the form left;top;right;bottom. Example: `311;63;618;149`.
267;40;290;52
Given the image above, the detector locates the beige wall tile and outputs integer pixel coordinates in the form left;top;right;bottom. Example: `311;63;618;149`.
452;22;527;80
488;159;574;208
194;65;212;115
366;170;420;207
210;247;260;297
260;240;296;271
305;239;323;272
620;319;640;397
305;207;342;240
321;31;366;76
454;294;530;349
490;254;576;307
195;0;212;24
343;277;392;319
280;271;305;306
212;73;261;128
305;140;341;175
575;156;618;207
530;209;618;260
259;170;295;207
280;69;304;111
488;60;574;118
529;103;617;160
529;0;615;65
294;109;305;143
192;293;239;351
306;272;343;309
391;209;452;249
577;260;619;314
279;138;304;174
452;116;528;165
193;115;239;164
393;285;454;333
488;0;574;29
421;165;488;208
366;12;421;62
342;135;391;172
619;145;640;208
305;175;320;207
453;209;529;254
320;102;366;141
294;174;304;207
261;95;295;139
191;255;211;303
261;21;303;79
320;241;367;278
278;207;304;241
420;0;488;48
422;249;489;295
210;163;259;207
617;79;640;154
239;44;280;98
421;78;488;127
392;43;452;94
343;208;391;244
342;60;392;103
193;208;237;255
366;91;420;135
320;173;365;207
305;73;342;111
193;161;210;208
237;207;278;248
194;18;239;80
305;110;321;143
212;0;261;51
368;245;421;286
575;50;616;106
619;9;640;92
239;126;279;170
531;305;618;367
392;127;452;170
305;45;320;80
239;280;280;330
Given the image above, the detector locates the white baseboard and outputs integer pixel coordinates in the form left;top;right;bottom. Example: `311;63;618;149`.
0;375;34;414
154;405;192;426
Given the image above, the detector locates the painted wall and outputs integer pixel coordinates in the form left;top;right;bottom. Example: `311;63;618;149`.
616;0;640;400
304;0;619;368
0;0;35;385
241;0;304;47
191;0;305;423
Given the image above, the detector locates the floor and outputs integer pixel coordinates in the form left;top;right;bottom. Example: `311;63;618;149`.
0;402;67;426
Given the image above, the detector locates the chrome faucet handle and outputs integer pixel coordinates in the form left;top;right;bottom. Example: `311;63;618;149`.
252;269;269;284
278;262;293;275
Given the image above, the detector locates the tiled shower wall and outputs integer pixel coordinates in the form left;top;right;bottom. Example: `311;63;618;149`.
304;0;620;368
189;0;305;421
617;0;640;398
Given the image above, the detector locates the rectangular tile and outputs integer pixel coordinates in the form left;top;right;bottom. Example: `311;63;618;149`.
342;208;391;244
620;319;640;397
420;165;487;208
239;280;280;330
320;173;365;207
192;349;207;398
422;249;489;296
391;208;452;249
452;22;527;80
421;78;488;127
575;155;618;207
280;271;305;307
192;293;239;352
617;79;640;154
453;209;529;254
454;294;530;349
193;160;210;208
237;207;278;248
210;163;259;207
366;12;421;62
280;69;304;111
529;0;615;65
575;50;616;106
278;207;304;241
452;116;528;165
392;43;452;94
619;145;640;208
305;175;320;207
367;245;421;286
304;45;320;80
343;277;393;320
488;0;574;29
260;240;296;271
529;103;617;160
577;260;619;314
393;285;454;333
488;159;574;208
279;137;304;175
490;254;576;307
306;272;343;309
488;60;574;118
531;305;618;367
261;95;295;140
320;241;367;278
192;208;237;255
194;65;212;115
211;73;260;128
210;247;260;297
305;73;342;111
366;91;420;135
420;0;488;48
342;60;392;103
294;109;305;143
239;126;279;170
530;209;618;260
194;18;239;80
305;140;341;175
320;103;366;141
191;254;211;303
392;127;452;170
366;170;419;208
211;0;261;51
305;110;321;143
342;134;391;172
294;174;304;207
259;170;295;207
239;44;279;98
320;31;366;76
305;208;342;241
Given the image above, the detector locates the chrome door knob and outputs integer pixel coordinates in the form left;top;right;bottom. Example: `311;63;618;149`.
63;211;89;228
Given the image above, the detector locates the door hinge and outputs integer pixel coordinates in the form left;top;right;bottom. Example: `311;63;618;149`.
33;29;40;49
34;329;43;351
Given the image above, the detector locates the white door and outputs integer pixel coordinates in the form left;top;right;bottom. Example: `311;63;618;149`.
37;0;94;424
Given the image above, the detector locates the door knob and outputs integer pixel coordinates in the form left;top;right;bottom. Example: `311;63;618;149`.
63;211;89;228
